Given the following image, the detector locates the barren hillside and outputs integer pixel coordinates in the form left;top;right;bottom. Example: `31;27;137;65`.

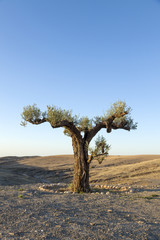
0;155;160;187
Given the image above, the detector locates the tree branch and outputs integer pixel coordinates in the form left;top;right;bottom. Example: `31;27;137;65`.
86;122;106;143
111;122;130;131
86;111;129;143
50;120;82;139
28;118;47;125
88;152;108;163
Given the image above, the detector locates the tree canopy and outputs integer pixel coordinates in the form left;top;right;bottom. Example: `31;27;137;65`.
21;101;137;141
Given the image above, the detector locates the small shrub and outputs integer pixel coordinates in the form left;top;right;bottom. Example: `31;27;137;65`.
18;194;24;199
142;194;159;200
151;194;159;198
68;183;73;190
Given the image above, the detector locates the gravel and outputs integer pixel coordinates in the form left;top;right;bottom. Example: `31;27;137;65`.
0;183;160;240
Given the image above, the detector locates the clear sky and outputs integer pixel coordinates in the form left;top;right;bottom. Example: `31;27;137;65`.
0;0;160;157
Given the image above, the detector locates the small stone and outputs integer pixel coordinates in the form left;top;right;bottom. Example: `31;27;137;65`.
106;192;110;195
90;222;95;226
9;233;15;236
55;225;61;228
129;189;135;193
121;187;128;191
64;191;70;194
137;221;144;224
107;209;113;213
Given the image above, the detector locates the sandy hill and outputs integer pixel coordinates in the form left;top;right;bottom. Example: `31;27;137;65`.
0;155;160;187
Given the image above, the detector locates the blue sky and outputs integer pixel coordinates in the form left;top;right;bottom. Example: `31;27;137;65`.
0;0;160;156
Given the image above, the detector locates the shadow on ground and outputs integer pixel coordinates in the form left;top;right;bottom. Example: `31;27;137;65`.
0;156;73;186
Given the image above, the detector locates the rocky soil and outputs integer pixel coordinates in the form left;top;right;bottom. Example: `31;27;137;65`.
0;155;160;239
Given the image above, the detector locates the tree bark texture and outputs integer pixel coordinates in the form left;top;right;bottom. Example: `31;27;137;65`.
72;136;90;192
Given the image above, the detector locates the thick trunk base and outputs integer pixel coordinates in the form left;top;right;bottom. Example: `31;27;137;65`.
72;137;90;193
72;161;90;193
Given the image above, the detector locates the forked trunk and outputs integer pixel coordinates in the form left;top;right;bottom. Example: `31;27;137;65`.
72;136;90;192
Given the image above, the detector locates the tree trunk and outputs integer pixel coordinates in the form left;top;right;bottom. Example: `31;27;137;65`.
72;136;90;192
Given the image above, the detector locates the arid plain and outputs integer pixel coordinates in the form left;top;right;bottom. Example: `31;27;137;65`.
0;154;160;187
0;155;160;239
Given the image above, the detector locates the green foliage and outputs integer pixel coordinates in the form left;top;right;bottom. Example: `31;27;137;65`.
21;101;137;134
47;105;76;126
93;116;103;125
18;194;24;199
104;101;137;130
141;194;159;200
89;135;110;164
78;117;93;131
21;104;46;126
68;183;73;190
112;115;137;130
106;101;130;118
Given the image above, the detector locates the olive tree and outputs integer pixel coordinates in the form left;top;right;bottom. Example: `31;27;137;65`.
21;101;137;192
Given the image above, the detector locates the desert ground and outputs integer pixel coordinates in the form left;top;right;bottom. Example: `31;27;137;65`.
0;155;160;239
